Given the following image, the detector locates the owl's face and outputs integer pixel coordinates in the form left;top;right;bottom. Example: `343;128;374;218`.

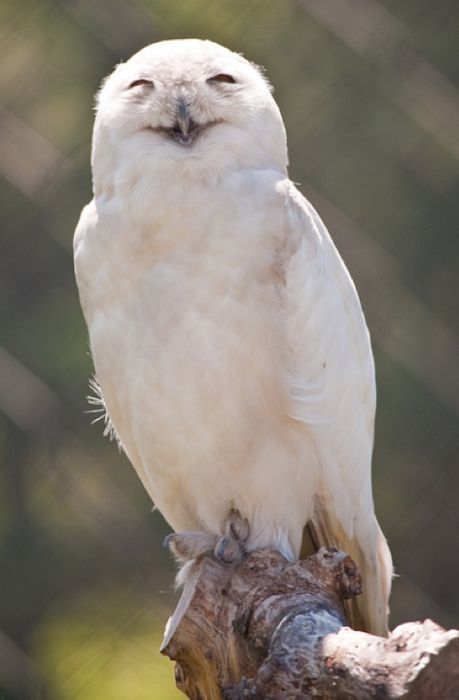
92;40;288;192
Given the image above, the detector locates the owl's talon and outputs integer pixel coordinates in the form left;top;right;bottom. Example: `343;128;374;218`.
164;531;217;562
225;508;250;543
214;509;250;563
163;532;188;559
214;535;245;564
163;533;176;551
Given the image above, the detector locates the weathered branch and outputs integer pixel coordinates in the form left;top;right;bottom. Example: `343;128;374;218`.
161;548;459;699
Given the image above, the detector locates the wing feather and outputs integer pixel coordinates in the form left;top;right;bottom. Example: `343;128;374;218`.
280;180;392;635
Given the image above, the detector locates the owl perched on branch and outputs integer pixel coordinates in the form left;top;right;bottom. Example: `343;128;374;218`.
74;39;392;636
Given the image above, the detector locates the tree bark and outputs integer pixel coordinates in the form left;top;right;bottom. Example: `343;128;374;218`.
161;547;459;699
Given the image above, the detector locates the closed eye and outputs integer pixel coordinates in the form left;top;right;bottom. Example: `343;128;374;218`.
207;74;236;84
128;78;154;89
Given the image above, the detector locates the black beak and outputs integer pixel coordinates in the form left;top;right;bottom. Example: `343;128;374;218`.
177;98;191;135
163;97;214;145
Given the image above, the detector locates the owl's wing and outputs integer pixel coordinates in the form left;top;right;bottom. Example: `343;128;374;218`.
279;180;392;635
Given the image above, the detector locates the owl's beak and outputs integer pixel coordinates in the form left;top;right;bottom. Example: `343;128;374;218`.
157;97;220;146
169;98;199;145
176;99;191;135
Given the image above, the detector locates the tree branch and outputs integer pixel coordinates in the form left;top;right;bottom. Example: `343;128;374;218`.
161;548;459;699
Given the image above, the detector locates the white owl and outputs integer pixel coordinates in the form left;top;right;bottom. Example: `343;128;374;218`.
74;39;392;635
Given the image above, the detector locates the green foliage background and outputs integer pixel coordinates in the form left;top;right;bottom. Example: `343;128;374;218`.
1;1;458;698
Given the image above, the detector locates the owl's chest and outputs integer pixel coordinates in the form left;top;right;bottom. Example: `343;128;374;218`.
93;227;280;381
85;197;286;441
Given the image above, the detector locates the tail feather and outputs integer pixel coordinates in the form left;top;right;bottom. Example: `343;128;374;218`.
301;502;392;636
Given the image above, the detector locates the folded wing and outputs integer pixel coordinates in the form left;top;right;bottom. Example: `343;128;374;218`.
280;181;392;635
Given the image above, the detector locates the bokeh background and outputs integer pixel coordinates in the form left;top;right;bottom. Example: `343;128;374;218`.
1;1;458;698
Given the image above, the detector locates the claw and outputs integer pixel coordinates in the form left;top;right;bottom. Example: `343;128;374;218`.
163;533;176;551
214;535;245;564
163;511;251;567
225;508;250;543
163;531;217;562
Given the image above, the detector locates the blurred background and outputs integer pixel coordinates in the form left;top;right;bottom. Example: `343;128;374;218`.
1;1;458;698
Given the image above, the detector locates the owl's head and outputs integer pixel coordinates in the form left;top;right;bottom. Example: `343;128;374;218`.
92;39;288;193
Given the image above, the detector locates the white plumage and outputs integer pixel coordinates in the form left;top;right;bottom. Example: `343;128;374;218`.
74;39;392;635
